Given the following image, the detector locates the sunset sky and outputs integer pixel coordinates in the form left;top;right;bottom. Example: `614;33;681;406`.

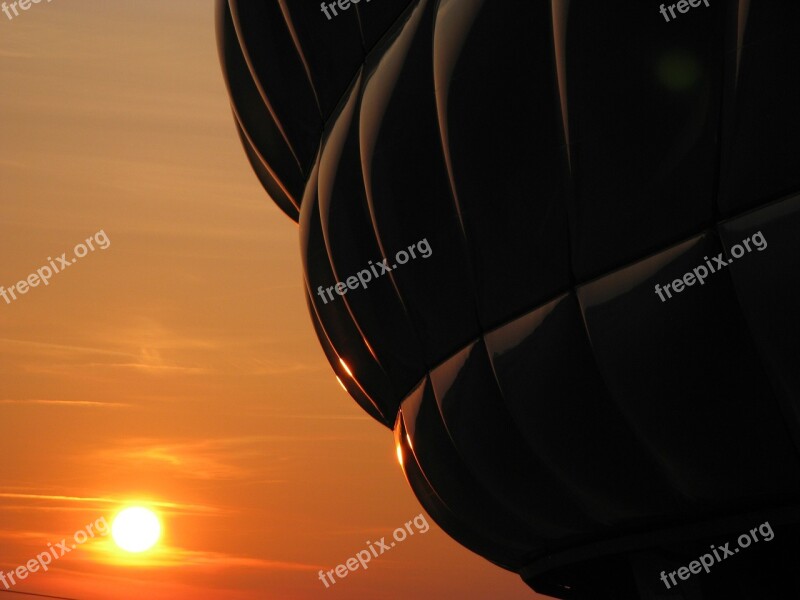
0;2;546;598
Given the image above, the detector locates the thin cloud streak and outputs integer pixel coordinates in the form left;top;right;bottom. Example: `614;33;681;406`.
0;492;221;515
87;437;276;481
0;400;131;408
83;539;325;571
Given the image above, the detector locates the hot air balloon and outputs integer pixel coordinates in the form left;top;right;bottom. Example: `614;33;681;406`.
216;1;800;597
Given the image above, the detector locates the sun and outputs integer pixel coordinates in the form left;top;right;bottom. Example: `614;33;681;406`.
112;507;161;553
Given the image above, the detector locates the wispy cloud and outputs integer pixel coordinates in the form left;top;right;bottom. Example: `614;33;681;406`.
0;158;29;168
0;492;220;515
0;399;131;408
233;358;319;375
0;49;35;60
258;413;372;421
86;437;276;481
0;330;319;376
0;529;54;540
0;338;134;358
83;538;324;571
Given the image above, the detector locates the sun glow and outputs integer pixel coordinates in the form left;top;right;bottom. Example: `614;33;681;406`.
112;507;161;553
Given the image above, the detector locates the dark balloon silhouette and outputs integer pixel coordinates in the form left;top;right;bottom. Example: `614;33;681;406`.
216;1;800;597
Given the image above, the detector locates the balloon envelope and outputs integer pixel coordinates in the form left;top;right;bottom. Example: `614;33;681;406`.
217;1;800;597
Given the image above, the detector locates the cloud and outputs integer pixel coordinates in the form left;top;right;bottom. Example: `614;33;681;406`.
0;158;30;168
86;437;276;481
83;538;324;571
0;49;35;60
0;529;54;540
0;399;131;408
0;492;220;515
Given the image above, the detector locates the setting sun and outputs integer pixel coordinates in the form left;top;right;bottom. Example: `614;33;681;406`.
112;507;162;553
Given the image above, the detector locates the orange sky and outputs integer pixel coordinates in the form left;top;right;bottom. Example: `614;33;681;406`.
0;2;548;599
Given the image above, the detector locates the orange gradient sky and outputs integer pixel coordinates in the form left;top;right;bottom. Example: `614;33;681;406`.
0;2;549;599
